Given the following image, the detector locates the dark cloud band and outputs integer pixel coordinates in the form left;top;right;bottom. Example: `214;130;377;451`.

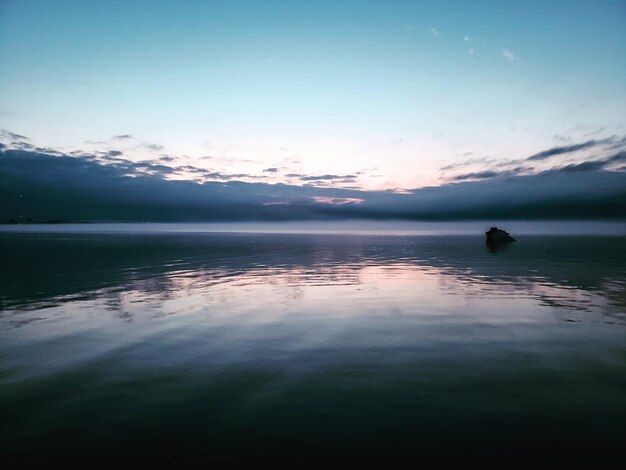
1;148;625;223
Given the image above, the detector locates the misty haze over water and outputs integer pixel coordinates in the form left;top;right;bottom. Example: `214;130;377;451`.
2;220;626;235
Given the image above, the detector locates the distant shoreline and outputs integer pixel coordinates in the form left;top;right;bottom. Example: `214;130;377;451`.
1;220;626;236
1;220;75;225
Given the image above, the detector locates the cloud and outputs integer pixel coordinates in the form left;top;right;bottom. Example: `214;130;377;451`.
445;146;626;183
200;171;257;180
451;170;500;181
583;126;605;137
439;135;626;186
200;155;261;164
1;147;624;222
430;27;442;38
0;129;29;141
440;157;496;172
143;143;164;152
299;174;356;181
502;48;517;61
311;197;364;205
112;134;133;140
451;166;533;181
6;140;35;150
553;134;572;143
135;163;176;175
557;161;608;173
526;136;617;161
263;167;279;173
556;151;626;173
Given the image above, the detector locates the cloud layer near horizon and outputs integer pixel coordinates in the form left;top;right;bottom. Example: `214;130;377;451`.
441;135;626;183
1;146;625;222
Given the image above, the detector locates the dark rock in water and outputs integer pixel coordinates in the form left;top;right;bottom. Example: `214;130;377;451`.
485;227;516;243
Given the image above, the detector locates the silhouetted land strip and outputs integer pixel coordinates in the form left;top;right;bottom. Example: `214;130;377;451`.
0;218;74;224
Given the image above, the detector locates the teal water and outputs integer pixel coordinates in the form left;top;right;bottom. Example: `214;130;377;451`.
1;231;625;463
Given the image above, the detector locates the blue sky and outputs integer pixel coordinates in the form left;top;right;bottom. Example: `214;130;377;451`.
1;0;625;191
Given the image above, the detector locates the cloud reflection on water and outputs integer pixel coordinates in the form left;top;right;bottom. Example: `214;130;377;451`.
1;232;625;463
1;233;624;324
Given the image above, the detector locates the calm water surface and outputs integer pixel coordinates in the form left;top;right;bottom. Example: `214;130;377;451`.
1;231;625;463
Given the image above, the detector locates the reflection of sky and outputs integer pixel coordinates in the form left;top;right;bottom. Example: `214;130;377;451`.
1;233;625;462
2;233;624;336
1;1;625;189
2;256;625;387
3;259;621;325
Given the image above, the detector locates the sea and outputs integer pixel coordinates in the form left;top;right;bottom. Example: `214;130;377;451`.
1;222;625;463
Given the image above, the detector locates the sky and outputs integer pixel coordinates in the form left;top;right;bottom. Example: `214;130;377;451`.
0;0;625;221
